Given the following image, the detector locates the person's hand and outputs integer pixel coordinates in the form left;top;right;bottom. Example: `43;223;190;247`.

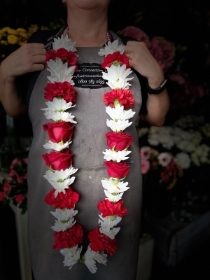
125;41;164;88
1;43;46;82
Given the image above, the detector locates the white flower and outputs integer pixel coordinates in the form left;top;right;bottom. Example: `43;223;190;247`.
101;178;129;193
99;215;121;239
98;39;125;56
83;246;107;274
104;191;123;202
41;98;76;122
47;59;75;83
138;127;149;138
140;146;152;160
157;152;172;167
103;149;131;162
43;140;72;151
102;64;133;89
60;246;82;269
106;119;132;132
51;208;78;231
52;34;77;52
174;152;191;169
106;105;135;121
44;168;78;196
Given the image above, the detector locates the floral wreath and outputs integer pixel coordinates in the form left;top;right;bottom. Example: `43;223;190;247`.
42;34;135;273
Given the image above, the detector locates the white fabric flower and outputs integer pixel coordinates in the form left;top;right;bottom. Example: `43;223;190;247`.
174;152;191;169
98;39;125;56
103;149;131;162
102;64;133;89
106;119;132;132
98;215;121;239
51;208;78;231
106;105;135;121
101;178;129;193
47;59;75;83
43;140;72;151
157;152;172;167
84;246;107;274
52;34;77;52
60;246;82;269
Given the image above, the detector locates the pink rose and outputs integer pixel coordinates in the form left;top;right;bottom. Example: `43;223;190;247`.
104;161;130;178
42;150;73;171
149;36;175;71
106;131;133;151
120;26;150;47
43;121;75;143
15;194;25;204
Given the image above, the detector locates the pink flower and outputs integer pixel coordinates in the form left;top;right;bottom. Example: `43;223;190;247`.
3;182;12;193
15;194;25;204
158;153;172;167
11;158;21;166
120;26;150;47
141;159;150;174
16;176;25;184
149;37;175;71
140;146;151;160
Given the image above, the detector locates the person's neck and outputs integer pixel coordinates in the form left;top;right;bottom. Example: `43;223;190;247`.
66;10;109;47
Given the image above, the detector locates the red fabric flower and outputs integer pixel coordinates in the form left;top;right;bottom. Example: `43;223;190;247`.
3;182;12;193
97;199;128;217
45;188;79;209
15;194;25;204
101;52;130;69
44;81;77;103
104;161;130;178
53;224;83;249
43;121;75;143
88;227;117;255
103;89;135;108
42;150;73;171
106;131;133;151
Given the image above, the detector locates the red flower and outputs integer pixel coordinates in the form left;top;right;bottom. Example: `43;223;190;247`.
102;52;130;69
43;121;75;143
88;227;117;255
106;131;133;151
53;224;83;249
16;176;25;184
3;182;12;193
45;188;79;209
44;81;77;103
45;49;57;62
103;89;135;108
104;161;130;178
46;49;78;68
15;194;25;204
42;150;73;171
66;51;78;67
0;191;6;201
97;199;128;217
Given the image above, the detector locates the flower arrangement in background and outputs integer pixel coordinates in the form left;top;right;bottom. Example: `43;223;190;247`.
0;157;28;214
138;115;210;222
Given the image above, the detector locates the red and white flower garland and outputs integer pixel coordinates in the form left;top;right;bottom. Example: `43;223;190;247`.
42;34;135;273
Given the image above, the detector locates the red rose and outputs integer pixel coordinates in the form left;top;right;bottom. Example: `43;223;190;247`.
45;188;79;209
3;182;12;193
101;52;130;69
43;121;75;143
104;161;130;178
53;224;83;249
44;81;77;103
103;89;135;108
106;131;133;151
15;194;25;204
97;199;128;217
42;150;73;171
88;227;117;255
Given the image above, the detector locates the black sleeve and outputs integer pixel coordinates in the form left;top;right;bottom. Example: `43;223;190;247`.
118;35;148;115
